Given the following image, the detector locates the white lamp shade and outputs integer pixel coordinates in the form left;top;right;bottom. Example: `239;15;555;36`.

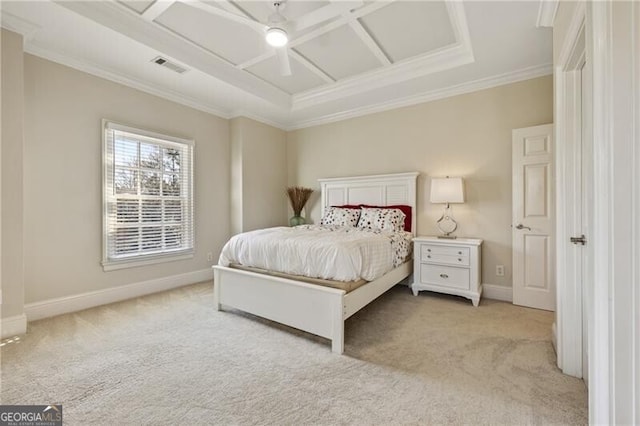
430;177;465;204
266;27;288;47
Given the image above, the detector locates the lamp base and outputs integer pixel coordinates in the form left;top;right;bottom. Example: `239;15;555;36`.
437;235;457;239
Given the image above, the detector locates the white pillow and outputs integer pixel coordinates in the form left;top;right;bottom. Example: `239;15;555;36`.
320;207;361;227
356;208;406;232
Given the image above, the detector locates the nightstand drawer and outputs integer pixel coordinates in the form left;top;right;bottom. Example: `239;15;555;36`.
421;244;469;258
421;246;470;266
420;264;470;290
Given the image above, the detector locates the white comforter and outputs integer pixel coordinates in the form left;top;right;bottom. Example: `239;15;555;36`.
218;225;412;282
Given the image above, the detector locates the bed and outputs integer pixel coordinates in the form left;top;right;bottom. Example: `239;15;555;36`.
212;172;419;353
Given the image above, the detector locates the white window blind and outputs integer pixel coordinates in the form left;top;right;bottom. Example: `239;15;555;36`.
103;121;194;269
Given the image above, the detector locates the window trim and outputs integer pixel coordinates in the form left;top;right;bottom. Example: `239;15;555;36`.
101;119;195;271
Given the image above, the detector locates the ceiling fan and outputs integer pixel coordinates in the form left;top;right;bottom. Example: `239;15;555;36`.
265;1;293;76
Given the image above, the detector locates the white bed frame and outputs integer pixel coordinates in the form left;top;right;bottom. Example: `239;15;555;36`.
213;172;419;354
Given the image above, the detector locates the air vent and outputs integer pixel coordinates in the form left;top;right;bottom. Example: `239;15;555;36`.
151;56;188;74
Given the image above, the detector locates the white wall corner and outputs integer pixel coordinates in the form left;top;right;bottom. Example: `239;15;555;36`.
537;0;559;28
482;283;513;302
24;268;213;321
1;314;27;339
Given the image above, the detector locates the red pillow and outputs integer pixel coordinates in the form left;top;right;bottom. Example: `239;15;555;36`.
335;204;412;232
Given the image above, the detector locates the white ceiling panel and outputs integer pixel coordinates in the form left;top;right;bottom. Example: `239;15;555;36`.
359;1;456;62
156;2;265;65
117;0;154;14
247;54;327;94
233;1;330;24
294;24;381;81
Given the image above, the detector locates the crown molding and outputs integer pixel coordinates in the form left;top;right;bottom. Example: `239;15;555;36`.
536;0;559;28
25;42;234;120
228;111;288;131
287;64;553;130
0;10;41;41
291;2;474;111
292;42;474;111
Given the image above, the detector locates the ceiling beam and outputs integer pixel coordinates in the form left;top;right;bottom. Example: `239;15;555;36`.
445;1;472;49
291;1;395;47
288;50;335;83
142;0;177;21
214;0;257;21
330;0;390;66
292;1;362;32
179;0;265;34
347;21;391;66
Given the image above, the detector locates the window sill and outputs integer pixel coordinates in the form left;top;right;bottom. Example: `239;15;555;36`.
102;251;194;271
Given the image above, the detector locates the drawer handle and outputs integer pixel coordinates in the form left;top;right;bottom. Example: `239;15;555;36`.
440;273;449;279
427;248;431;252
458;251;462;255
458;258;462;262
427;255;431;258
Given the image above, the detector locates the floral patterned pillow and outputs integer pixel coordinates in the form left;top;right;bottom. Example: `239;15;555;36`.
356;208;406;232
320;207;361;227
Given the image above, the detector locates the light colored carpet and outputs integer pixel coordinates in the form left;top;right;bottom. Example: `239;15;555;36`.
1;282;587;425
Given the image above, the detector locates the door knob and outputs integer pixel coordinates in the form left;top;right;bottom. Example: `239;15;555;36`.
515;224;531;230
570;235;587;245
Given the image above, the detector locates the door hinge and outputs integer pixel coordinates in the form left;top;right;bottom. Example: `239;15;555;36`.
570;235;587;245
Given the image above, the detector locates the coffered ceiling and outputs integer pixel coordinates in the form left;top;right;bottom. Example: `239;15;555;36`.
1;1;552;129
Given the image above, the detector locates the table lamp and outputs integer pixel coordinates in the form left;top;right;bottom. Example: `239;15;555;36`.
430;176;465;239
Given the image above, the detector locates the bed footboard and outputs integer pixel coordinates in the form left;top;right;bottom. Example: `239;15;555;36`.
213;265;347;353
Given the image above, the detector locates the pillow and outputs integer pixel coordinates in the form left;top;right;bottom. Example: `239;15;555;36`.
320;207;361;227
359;204;412;232
356;208;406;232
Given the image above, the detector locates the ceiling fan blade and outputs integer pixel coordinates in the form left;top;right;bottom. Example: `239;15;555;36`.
291;1;364;32
276;47;292;76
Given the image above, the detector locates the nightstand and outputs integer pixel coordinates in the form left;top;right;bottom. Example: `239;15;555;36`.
411;236;483;306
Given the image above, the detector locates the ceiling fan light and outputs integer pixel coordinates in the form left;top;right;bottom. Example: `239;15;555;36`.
266;27;288;47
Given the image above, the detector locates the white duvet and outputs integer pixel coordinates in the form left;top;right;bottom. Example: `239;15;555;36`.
218;225;412;282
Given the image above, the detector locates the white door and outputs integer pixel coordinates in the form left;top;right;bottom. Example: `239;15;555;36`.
512;124;555;311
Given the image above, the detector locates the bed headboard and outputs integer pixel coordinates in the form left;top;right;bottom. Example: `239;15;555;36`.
318;172;420;235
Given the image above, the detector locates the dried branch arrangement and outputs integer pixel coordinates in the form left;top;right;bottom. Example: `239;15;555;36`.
286;186;313;216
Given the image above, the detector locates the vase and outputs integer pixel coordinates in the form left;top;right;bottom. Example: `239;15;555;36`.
289;215;305;226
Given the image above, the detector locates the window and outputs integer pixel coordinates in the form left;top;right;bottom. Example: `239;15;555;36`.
102;121;194;270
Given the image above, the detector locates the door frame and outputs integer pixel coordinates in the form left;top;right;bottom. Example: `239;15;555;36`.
555;1;640;423
554;1;586;379
589;1;640;423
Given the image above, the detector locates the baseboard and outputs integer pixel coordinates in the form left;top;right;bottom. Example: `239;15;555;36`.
1;314;27;339
25;268;213;321
482;283;513;302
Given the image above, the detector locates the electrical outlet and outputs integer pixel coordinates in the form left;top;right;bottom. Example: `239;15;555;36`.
496;265;505;276
207;252;213;262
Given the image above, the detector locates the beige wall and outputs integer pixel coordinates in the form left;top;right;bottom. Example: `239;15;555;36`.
287;76;553;287
1;29;25;318
23;55;230;304
230;116;287;234
16;49;552;304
